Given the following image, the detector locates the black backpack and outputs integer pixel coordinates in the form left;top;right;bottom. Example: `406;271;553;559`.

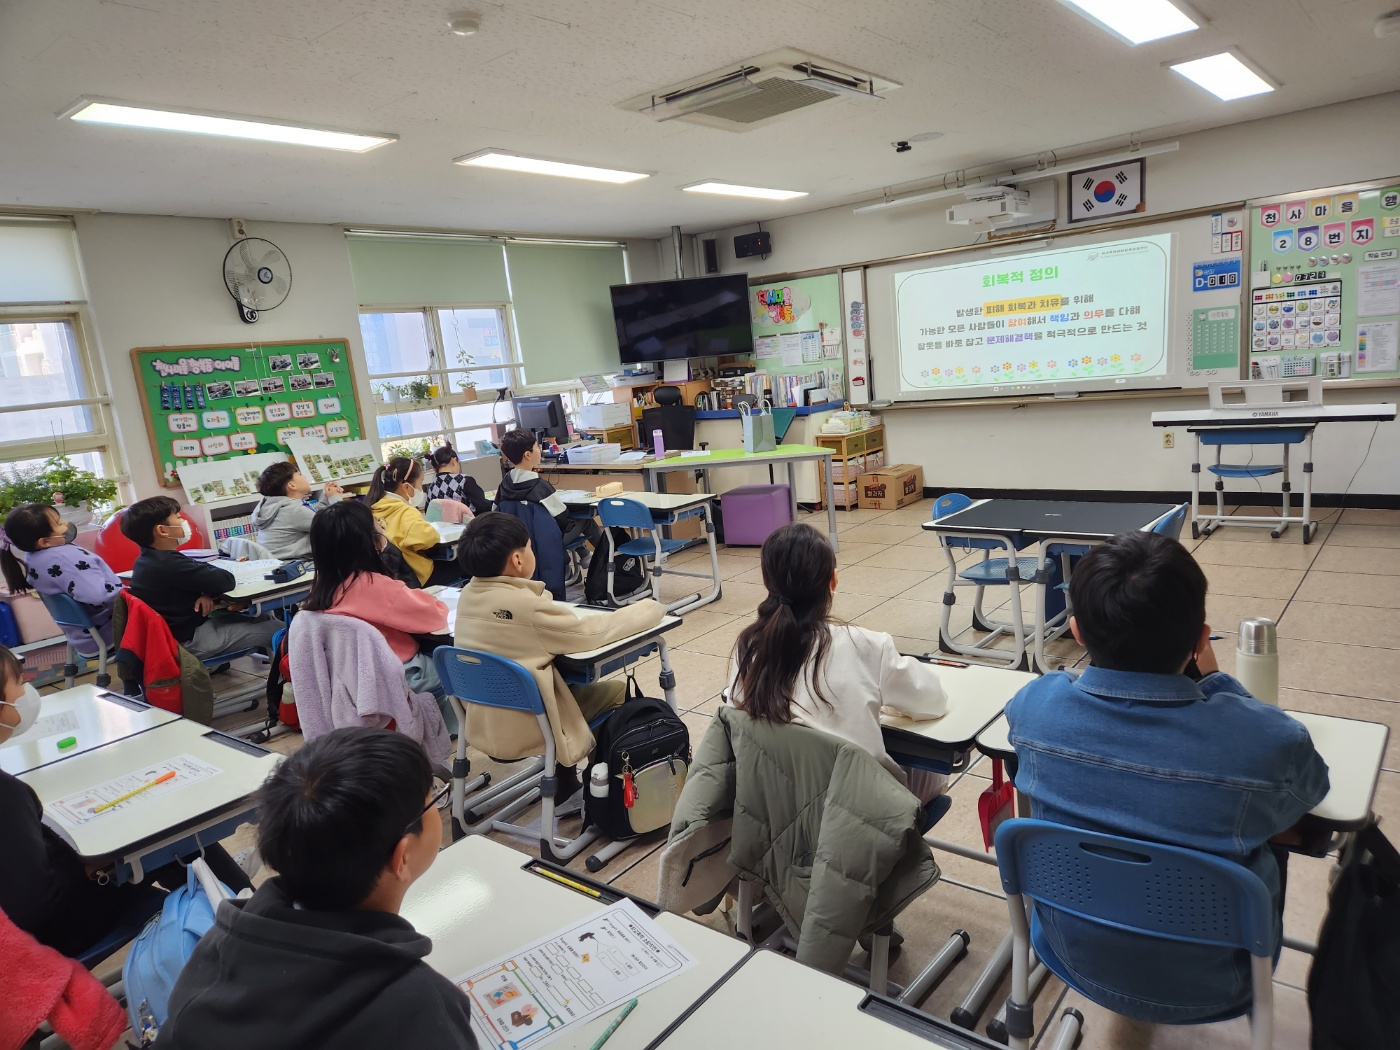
584;526;649;606
1308;824;1400;1048
585;676;690;841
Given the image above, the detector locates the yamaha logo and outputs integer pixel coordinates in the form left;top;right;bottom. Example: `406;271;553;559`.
1251;410;1279;417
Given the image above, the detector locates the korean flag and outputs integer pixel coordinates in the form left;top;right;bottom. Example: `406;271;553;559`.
1068;159;1145;223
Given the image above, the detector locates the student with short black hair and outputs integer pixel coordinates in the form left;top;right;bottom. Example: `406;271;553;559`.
251;459;342;560
426;444;491;515
1005;530;1330;1024
453;512;662;775
159;727;477;1049
495;429;601;552
122;496;279;658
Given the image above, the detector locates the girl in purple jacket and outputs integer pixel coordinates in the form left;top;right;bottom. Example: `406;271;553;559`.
1;503;123;649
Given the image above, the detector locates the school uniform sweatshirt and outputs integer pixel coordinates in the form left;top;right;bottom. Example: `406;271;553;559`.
159;878;478;1050
325;571;449;661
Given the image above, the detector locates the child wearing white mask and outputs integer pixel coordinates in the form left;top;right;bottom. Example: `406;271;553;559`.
367;456;458;587
0;645;253;955
123;496;280;658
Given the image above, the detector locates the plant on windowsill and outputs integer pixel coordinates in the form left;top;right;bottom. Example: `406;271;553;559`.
0;456;119;524
402;378;433;406
374;381;400;404
456;349;479;402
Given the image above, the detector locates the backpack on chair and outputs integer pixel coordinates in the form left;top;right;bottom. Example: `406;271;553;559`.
584;674;691;840
583;526;649;606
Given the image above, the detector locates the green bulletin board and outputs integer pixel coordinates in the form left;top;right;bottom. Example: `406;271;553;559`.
1248;181;1400;381
748;272;845;394
131;339;365;488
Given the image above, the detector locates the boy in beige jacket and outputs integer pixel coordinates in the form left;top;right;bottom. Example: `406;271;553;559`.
453;512;665;771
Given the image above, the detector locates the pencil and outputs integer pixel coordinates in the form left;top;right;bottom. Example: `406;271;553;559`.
93;770;177;814
533;866;602;899
588;999;638;1050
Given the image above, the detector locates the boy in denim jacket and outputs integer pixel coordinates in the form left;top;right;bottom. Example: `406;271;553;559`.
1005;531;1328;1024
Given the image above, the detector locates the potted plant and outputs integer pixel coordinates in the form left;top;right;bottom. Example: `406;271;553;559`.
374;380;400;404
456;349;479;402
402;378;433;406
0;461;54;518
0;456;119;525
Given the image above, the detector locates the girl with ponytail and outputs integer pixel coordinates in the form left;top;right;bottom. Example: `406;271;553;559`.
728;522;950;804
367;456;459;587
1;504;122;653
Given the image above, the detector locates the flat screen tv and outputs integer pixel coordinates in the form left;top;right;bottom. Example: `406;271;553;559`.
610;274;754;363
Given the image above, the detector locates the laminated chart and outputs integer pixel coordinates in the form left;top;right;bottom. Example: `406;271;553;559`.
46;754;221;826
456;899;695;1050
895;233;1173;393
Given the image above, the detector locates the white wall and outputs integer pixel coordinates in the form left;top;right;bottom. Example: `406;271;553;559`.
76;214;370;498
697;92;1400;497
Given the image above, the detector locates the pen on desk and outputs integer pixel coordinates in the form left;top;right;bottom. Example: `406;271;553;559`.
1209;635;1223;641
589;999;638;1050
93;770;177;813
533;866;602;899
918;656;970;668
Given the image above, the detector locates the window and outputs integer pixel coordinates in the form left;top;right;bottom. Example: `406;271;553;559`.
0;312;120;482
358;306;514;461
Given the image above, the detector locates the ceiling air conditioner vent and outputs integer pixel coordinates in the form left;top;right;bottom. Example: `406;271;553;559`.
618;47;899;132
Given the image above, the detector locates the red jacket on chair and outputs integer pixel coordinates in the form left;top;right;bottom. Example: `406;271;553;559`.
112;591;185;714
0;909;126;1050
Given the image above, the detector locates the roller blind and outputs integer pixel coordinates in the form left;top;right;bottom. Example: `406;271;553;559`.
0;219;85;304
506;242;627;385
346;234;509;305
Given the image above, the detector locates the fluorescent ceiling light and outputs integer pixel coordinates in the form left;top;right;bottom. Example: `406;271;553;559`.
62;98;396;152
1058;0;1199;45
682;181;808;201
1169;52;1275;101
454;149;649;184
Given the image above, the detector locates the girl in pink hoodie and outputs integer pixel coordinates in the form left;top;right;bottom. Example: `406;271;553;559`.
303;502;450;707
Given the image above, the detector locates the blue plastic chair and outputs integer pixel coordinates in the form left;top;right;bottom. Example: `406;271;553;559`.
995;818;1276;1050
597;497;688;606
38;591;114;688
432;646;602;862
1152;502;1189;540
932;493;1040;669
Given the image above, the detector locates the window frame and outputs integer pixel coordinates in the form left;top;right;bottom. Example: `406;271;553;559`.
0;304;126;484
358;302;523;451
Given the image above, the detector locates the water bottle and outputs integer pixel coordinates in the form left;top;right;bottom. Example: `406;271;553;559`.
1235;617;1279;705
652;428;665;457
589;762;610;798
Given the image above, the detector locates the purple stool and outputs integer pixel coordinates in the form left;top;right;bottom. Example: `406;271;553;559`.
721;484;793;547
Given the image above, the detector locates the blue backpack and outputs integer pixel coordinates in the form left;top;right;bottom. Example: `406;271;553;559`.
122;859;234;1044
0;600;20;648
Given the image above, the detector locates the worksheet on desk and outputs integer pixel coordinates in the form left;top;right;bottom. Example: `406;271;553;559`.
211;558;283;588
46;753;221;826
455;898;695;1050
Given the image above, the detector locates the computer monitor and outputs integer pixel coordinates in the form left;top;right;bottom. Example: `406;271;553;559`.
512;394;570;446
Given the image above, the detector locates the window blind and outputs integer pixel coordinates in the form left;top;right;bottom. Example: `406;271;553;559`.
505;242;626;385
0;219;85;304
346;234;509;305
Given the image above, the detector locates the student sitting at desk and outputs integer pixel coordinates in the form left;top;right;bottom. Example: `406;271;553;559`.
251;460;342;560
427;444;491;515
368;457;459;588
453;512;663;786
122;497;280;659
304;501;451;709
1005;531;1329;1024
726;522;950;812
0;645;251;957
496;429;602;555
159;727;477;1050
1;502;123;650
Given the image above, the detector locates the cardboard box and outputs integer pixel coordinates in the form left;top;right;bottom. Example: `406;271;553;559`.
858;463;925;511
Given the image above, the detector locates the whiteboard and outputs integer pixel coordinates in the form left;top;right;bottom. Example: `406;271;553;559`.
865;210;1245;403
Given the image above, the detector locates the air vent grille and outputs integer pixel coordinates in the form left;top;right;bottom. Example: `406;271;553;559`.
698;79;835;123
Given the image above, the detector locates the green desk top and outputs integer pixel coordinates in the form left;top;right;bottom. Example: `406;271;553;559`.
649;444;832;469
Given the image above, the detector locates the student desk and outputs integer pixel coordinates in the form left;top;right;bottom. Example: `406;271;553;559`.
977;709;1389;830
20;718;279;883
563;490;722;614
550;445;840;551
880;661;1037;775
116;556;315;617
438;588;683;711
923;500;1178;673
0;685;179;775
400;837;750;1050
646;948;1004;1050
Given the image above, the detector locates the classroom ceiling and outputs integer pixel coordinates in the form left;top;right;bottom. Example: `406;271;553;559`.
0;0;1397;240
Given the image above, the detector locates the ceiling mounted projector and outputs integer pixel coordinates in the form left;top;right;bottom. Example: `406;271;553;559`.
946;186;1033;227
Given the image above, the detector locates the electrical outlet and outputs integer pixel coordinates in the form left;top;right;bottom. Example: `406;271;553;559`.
1162;431;1175;449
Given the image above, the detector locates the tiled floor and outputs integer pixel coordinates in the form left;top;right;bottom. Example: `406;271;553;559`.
55;498;1400;1048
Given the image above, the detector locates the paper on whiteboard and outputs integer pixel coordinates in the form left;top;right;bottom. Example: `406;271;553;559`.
1356;321;1398;373
777;333;803;366
47;753;221;826
1357;263;1400;318
454;898;695;1050
800;330;822;364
